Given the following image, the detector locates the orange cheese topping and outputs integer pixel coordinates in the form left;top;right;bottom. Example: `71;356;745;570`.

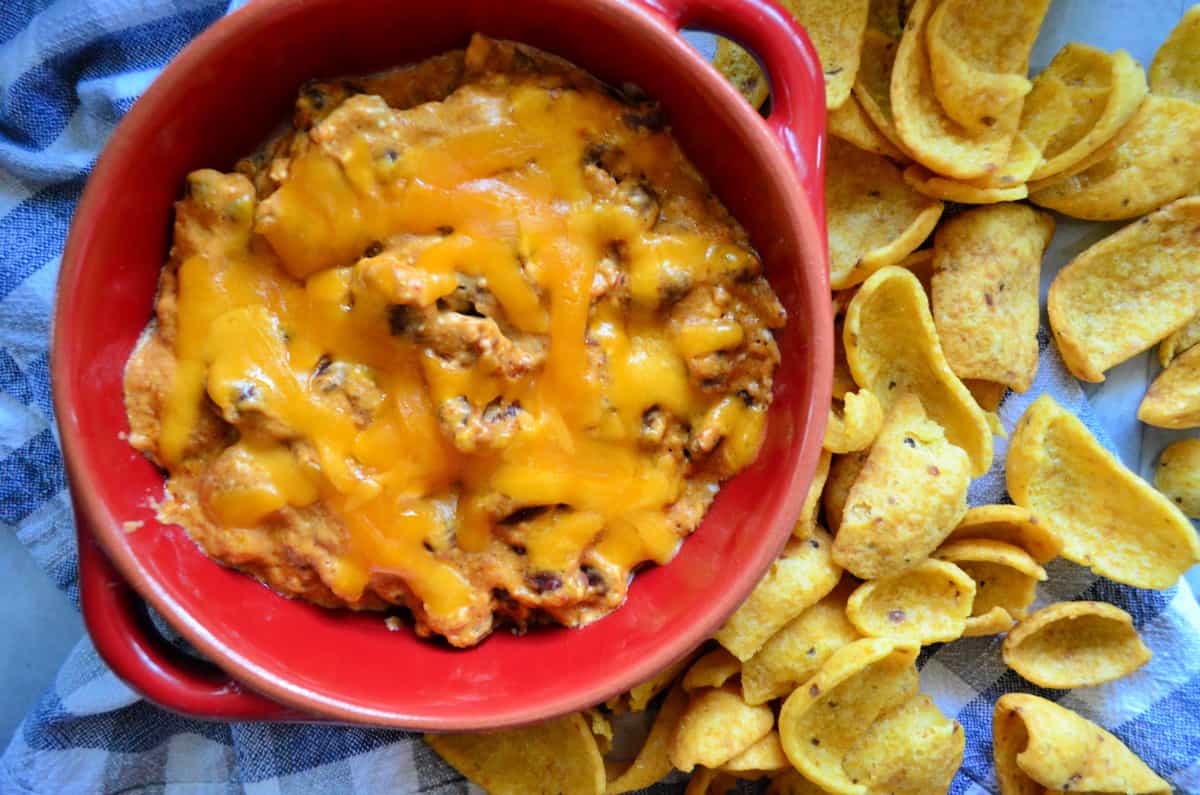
154;77;772;631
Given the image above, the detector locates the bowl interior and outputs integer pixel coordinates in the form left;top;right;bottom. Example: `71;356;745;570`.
55;0;830;728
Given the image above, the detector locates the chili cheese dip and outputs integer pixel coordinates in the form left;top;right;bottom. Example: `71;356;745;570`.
123;35;785;647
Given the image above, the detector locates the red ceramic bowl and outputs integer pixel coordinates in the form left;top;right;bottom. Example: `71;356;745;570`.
53;0;831;730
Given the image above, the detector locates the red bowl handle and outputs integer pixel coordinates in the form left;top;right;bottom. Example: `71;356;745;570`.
644;0;827;225
76;502;304;721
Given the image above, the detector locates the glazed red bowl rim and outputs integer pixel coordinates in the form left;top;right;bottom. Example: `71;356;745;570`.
53;0;831;729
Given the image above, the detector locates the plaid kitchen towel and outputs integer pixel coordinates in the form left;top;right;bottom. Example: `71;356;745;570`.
1;1;1198;793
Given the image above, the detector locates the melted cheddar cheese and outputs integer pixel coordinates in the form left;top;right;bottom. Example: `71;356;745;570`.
123;35;785;646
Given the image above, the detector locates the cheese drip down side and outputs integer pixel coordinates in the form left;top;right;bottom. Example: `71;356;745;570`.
145;64;784;643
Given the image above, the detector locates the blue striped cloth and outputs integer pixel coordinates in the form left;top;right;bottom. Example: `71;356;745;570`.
0;1;1197;793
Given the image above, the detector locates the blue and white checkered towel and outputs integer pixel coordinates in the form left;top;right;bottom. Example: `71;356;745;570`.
1;1;1198;793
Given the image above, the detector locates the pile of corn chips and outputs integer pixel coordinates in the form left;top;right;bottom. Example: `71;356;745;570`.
425;3;1200;792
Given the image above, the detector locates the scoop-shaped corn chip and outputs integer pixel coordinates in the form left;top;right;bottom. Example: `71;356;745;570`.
834;394;971;579
767;770;829;795
828;94;908;160
846;558;976;645
965;379;1008;412
892;0;1017;181
607;684;688;793
425;713;605;795
925;0;1049;134
1047;196;1200;382
974;131;1042;188
825;389;885;454
715;529;842;661
1020;43;1147;183
1139;344;1200;429
670;684;775;772
1003;601;1151;688
1159;312;1200;367
867;0;904;39
609;651;698;713
1150;4;1200;102
993;694;1170;795
947;505;1062;564
683;649;742;693
827;138;943;289
780;0;870;109
742;580;861;705
855;29;911;157
845;267;994;475
1007;395;1200;589
823;450;869;534
842;695;965;795
935;538;1046;636
714;39;769;109
797;450;832;539
932;204;1053;392
719;731;788;777
1030;96;1200;220
897;248;935;295
586;709;614;755
902;164;1028;203
779;638;920;795
1157;438;1200;518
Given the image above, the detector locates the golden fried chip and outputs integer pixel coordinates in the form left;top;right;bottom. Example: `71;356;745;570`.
891;0;1017;181
1150;4;1200;102
766;770;829;795
825;389;885;454
947;504;1062;564
1139;344;1200;429
993;694;1170;794
934;538;1046;636
1007;394;1200;589
742;580;860;705
608;651;698;713
425;713;605;795
828;93;908;160
845;266;994;475
670;684;775;773
897;247;935;294
974;131;1042;187
797;450;832;539
1020;43;1147;183
965;379;1008;412
867;0;904;38
1030;95;1200;220
1159;312;1200;367
1003;601;1151;689
683;649;742;693
777;0;870;109
855;29;911;157
846;559;976;645
842;695;965;795
902;164;1028;203
1048;196;1200;381
713;39;769;109
779;639;920;795
714;529;842;661
586;708;614;755
720;731;788;777
606;685;688;794
932;204;1054;392
833;394;970;579
1156;438;1200;518
823;450;869;534
827;138;943;290
925;0;1049;134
